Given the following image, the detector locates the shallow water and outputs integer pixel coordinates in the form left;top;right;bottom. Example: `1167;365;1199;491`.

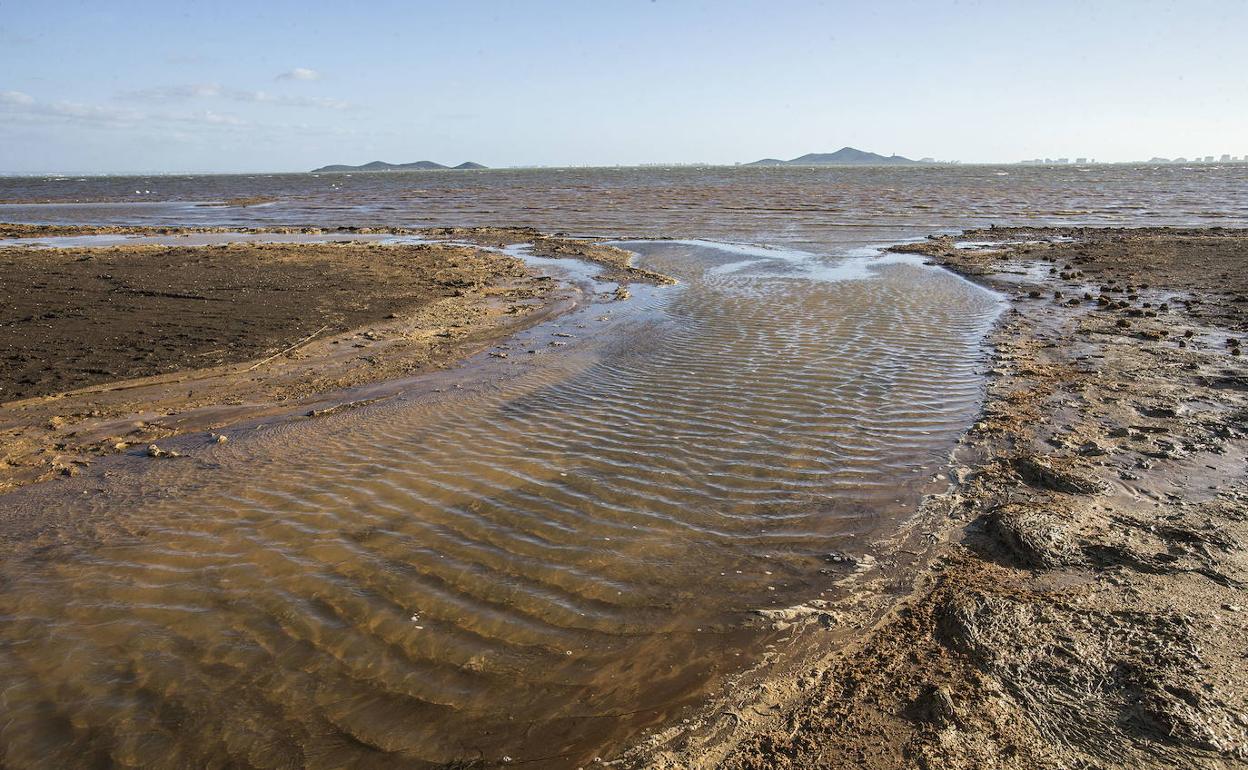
3;163;1247;251
0;236;1001;768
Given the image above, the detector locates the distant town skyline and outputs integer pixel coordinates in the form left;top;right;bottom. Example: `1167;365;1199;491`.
2;0;1247;174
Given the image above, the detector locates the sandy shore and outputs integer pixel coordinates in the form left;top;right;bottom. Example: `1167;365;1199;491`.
0;226;669;500
621;227;1248;768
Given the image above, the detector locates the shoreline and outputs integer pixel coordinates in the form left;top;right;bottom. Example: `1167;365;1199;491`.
618;226;1248;768
2;222;1244;765
0;226;671;499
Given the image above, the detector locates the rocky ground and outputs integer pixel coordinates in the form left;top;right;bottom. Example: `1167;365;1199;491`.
0;227;668;496
620;227;1248;769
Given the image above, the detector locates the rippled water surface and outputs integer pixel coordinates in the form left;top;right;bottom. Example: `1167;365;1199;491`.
1;166;1244;768
4;163;1247;248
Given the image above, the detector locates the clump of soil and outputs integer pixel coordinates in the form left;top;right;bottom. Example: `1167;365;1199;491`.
619;227;1248;769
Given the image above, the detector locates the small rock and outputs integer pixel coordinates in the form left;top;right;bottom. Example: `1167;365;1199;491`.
1077;441;1108;457
917;684;960;727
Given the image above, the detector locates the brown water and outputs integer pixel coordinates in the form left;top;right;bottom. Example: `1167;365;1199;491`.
4;164;1247;248
0;165;1244;768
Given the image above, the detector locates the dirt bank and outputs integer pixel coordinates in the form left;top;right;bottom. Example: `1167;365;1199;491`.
619;227;1248;768
0;228;668;496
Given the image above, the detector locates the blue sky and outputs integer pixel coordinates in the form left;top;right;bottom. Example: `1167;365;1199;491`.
2;0;1246;173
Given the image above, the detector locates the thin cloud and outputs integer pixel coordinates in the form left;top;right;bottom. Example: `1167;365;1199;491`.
0;91;364;139
1;90;36;105
125;83;224;101
277;68;321;81
122;83;348;110
1;92;240;129
241;90;348;110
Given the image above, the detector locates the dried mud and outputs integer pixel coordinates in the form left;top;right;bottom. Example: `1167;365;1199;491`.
619;228;1248;769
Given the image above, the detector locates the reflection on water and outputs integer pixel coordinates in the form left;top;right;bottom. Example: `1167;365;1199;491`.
0;240;1001;768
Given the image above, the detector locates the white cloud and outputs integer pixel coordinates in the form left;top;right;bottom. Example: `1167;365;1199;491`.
186;110;247;127
0;95;144;127
238;90;348;109
121;83;348;110
0;91;243;130
0;90;364;143
0;90;35;105
125;83;224;101
277;67;320;81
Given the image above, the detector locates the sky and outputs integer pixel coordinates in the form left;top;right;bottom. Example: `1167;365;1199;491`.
1;0;1246;174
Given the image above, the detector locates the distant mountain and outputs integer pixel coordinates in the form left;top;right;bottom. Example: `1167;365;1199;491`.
453;161;487;170
745;147;922;167
310;160;487;172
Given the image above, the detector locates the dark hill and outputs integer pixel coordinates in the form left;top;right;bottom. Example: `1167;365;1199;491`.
311;160;487;172
745;147;921;166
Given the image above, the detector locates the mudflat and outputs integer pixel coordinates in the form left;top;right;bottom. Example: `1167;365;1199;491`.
0;228;666;496
623;228;1248;769
0;240;542;401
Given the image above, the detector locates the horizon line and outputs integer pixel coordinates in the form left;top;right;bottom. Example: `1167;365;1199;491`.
5;158;1248;178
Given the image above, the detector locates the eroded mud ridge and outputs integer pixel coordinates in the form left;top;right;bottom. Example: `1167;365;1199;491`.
0;236;1000;768
636;228;1248;769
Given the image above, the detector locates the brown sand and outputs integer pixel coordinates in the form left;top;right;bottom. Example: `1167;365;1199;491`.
620;228;1248;769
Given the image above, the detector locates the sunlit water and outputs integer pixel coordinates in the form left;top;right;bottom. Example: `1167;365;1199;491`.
0;166;1243;768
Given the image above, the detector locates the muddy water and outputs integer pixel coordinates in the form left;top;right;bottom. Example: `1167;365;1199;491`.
3;165;1248;240
0;236;1001;768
